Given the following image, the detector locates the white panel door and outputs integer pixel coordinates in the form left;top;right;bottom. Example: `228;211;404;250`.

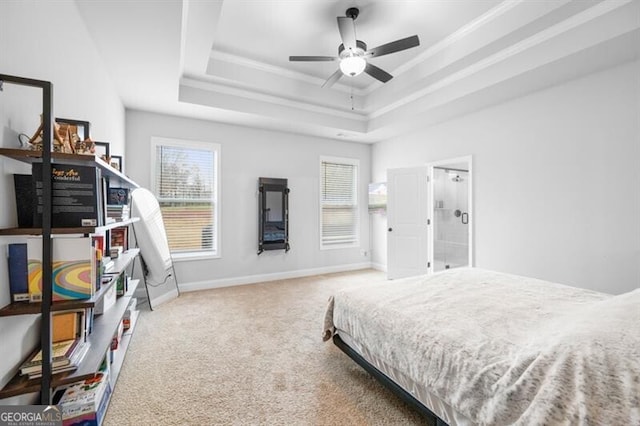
387;167;429;279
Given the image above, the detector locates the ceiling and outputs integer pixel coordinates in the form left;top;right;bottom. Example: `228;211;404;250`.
75;0;640;144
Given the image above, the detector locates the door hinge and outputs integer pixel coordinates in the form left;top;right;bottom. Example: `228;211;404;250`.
426;176;430;182
427;219;431;225
427;261;431;268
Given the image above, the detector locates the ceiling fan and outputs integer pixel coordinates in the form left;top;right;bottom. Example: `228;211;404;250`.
289;7;420;88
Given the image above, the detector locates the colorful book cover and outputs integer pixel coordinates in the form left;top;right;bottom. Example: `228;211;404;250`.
54;364;111;426
27;237;95;302
8;243;30;302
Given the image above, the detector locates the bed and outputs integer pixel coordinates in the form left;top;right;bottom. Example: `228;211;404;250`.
323;268;640;425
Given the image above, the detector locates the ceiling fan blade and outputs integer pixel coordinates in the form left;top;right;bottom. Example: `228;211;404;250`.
322;69;343;88
366;35;420;58
289;56;336;62
337;16;357;50
365;63;393;83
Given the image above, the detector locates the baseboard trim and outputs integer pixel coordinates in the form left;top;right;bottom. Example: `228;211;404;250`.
371;262;387;272
179;262;373;292
149;287;179;308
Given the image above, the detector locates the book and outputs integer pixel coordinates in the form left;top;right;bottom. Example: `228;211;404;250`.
13;174;34;228
53;311;81;343
92;235;104;292
24;339;77;365
25;342;90;379
107;187;129;205
20;339;79;375
8;243;30;302
110;227;128;251
54;359;111;426
32;163;102;228
56;374;111;426
27;236;96;302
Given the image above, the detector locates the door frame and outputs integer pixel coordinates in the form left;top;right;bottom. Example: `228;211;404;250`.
427;155;473;274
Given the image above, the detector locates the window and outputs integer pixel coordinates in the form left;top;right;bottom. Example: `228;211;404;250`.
151;137;220;258
320;156;359;249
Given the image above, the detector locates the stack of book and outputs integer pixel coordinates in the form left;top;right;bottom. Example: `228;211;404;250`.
53;359;112;426
20;338;90;379
106;204;129;222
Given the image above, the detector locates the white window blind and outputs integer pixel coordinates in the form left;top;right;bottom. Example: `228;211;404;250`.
320;158;359;248
152;138;219;256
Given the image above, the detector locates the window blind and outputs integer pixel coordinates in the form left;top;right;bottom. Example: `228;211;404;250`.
154;142;218;254
321;159;358;247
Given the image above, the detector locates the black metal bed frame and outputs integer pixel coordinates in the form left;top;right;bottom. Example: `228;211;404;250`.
333;334;449;426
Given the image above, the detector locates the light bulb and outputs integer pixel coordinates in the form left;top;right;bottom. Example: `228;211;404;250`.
339;56;366;77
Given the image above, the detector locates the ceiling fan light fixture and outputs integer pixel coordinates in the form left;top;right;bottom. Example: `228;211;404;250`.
339;55;366;77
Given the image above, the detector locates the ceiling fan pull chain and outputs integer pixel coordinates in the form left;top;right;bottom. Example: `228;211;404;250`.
351;84;354;111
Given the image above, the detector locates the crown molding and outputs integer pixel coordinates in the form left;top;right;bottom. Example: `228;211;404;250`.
180;74;368;121
209;50;368;96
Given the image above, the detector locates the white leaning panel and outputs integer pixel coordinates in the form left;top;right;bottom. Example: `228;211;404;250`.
130;187;173;285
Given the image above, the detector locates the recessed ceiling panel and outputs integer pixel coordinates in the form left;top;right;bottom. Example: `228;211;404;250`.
210;0;503;90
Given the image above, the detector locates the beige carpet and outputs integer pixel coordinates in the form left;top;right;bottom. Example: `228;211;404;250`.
103;269;431;425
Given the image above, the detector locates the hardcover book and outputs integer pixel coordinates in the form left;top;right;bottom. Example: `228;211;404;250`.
8;243;30;302
32;163;102;228
53;311;81;343
13;174;34;228
27;236;96;302
107;187;129;205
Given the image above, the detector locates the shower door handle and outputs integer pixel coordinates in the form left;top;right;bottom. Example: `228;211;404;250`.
461;212;468;225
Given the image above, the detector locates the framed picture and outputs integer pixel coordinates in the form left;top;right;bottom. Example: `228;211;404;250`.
110;155;123;172
94;142;110;161
55;118;90;140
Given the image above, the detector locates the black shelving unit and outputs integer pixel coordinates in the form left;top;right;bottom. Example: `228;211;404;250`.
1;73;55;404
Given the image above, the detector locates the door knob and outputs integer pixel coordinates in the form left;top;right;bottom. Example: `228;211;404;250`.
388;228;393;232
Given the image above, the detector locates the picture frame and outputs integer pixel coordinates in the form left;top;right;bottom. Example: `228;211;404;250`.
110;155;123;172
94;142;110;161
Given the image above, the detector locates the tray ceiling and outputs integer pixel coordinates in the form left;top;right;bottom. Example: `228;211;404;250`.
75;0;640;143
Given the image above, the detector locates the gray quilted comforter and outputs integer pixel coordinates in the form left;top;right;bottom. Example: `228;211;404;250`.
323;268;640;425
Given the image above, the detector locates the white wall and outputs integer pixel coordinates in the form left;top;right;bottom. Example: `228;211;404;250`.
126;110;371;300
0;0;124;402
372;60;640;295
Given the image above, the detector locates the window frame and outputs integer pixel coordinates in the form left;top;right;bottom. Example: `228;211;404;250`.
319;155;360;250
150;136;221;260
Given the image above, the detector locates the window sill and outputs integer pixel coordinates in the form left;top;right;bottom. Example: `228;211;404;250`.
171;251;220;262
320;243;360;251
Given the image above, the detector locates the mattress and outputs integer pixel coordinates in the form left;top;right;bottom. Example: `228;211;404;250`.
324;268;640;425
336;330;473;425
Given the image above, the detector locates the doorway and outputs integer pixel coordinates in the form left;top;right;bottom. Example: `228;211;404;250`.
429;156;473;273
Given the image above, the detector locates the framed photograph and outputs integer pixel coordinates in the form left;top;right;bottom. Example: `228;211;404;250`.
94;142;110;161
55;118;90;140
110;155;123;172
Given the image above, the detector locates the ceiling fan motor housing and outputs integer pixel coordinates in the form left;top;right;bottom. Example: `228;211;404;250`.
338;40;367;58
345;7;360;20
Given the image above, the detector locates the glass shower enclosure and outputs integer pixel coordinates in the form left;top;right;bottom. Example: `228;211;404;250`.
433;167;469;271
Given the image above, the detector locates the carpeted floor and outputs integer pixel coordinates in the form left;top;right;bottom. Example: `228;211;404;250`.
103;269;431;425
